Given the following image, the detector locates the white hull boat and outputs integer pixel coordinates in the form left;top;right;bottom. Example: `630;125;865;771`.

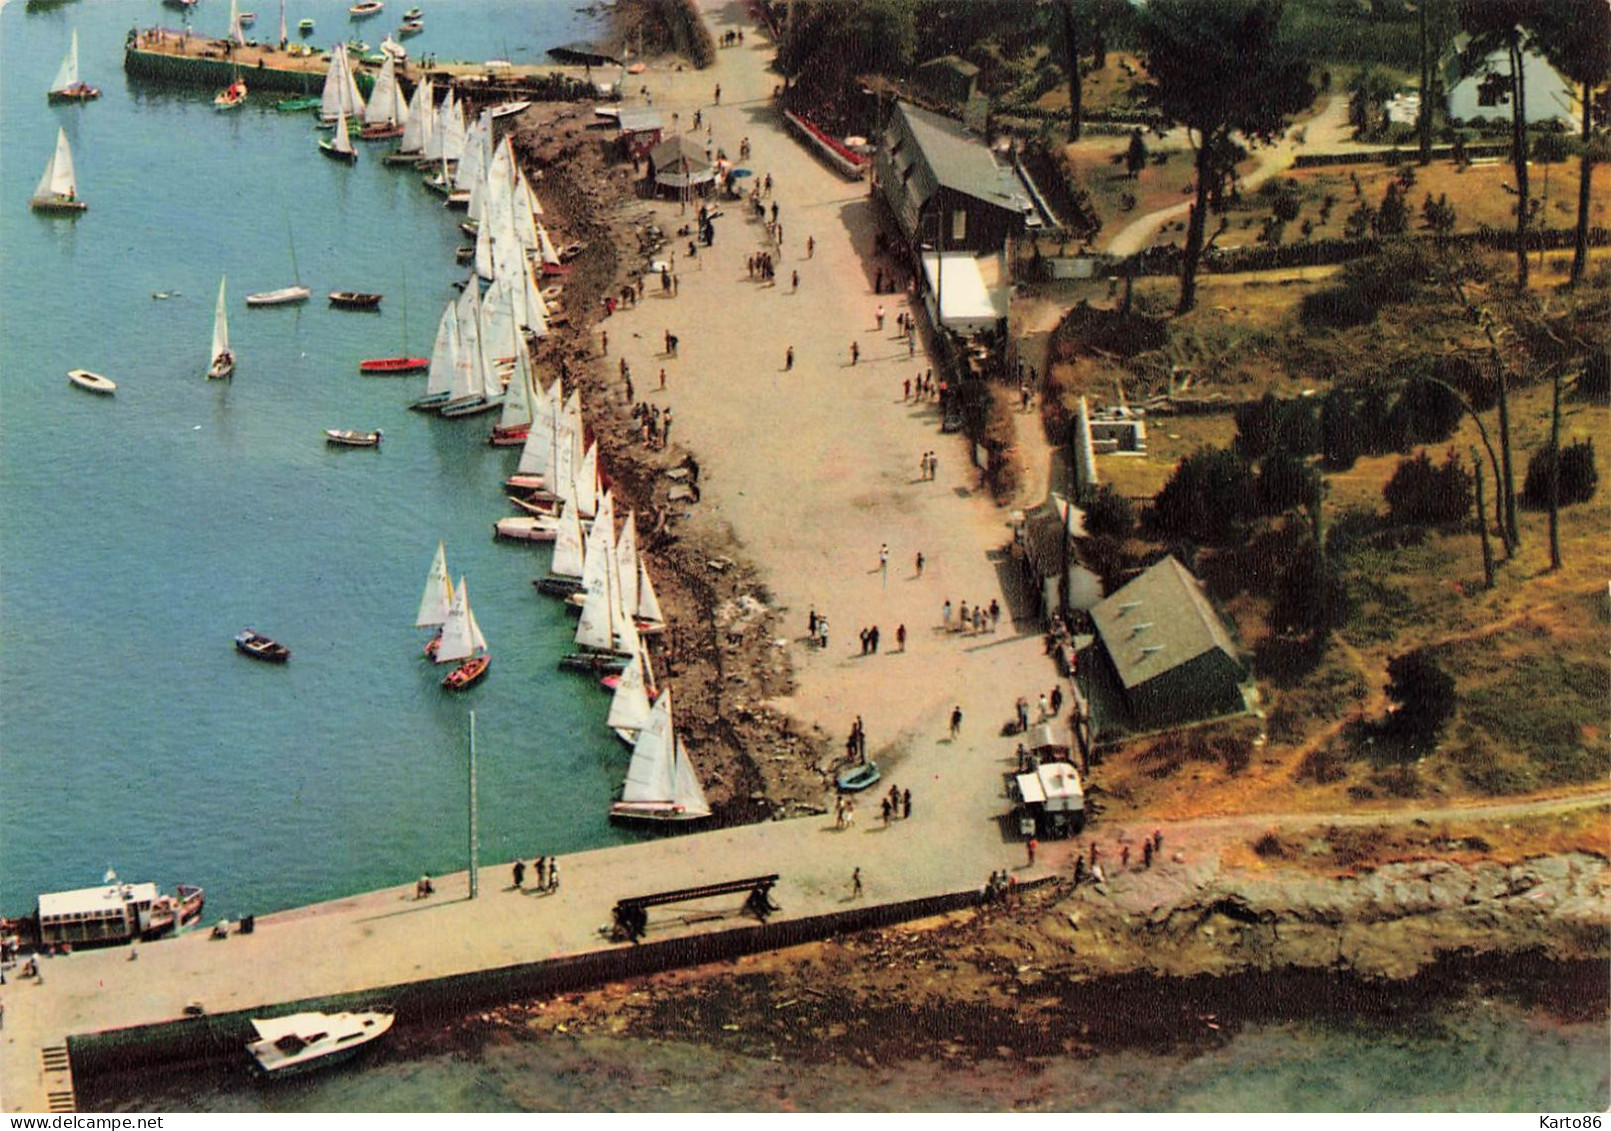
247;1010;394;1076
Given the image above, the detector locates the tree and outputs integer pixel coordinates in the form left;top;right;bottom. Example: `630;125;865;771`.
1270;537;1347;639
1137;0;1314;314
1420;192;1457;240
1376;180;1409;236
1395;376;1466;444
1533;0;1611;286
1080;482;1137;539
1383;450;1474;526
1523;437;1599;507
1459;1;1550;290
1320;388;1363;470
1384;649;1457;754
1348;67;1397;138
1257;449;1316;516
1125;127;1148;179
1152;446;1256;542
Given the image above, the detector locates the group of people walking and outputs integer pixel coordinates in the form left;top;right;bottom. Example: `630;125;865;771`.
511;856;562;893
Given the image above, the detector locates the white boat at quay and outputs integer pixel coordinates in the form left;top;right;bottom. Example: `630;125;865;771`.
246;1010;394;1076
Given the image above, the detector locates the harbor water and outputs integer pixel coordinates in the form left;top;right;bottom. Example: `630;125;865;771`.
0;0;625;925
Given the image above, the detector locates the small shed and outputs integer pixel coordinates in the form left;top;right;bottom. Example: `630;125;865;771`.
647;135;714;197
1088;556;1246;731
915;56;980;105
1013;760;1085;838
597;106;664;160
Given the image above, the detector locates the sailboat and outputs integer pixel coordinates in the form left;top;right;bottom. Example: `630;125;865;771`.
436;576;489;690
246;229;311;306
214;2;249;109
606;618;655;745
319;41;365;124
415;541;453;658
207;277;235;379
439;282;503;417
409;301;458;409
319;109;358;162
30;128;86;213
610;690;711;823
47;30;100;102
385;75;434;165
488;342;535;444
359;53;407;139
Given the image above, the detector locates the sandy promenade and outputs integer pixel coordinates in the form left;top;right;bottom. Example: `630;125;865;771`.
601;1;1060;790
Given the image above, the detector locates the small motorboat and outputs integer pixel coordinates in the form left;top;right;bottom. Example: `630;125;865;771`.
329;291;382;310
486;100;531;120
349;0;384;17
403;5;421;18
235;629;290;663
325;428;383;447
275;95;321;112
558;650;629;676
358;356;428;374
442;654;490;690
214;80;248;109
246;286;311;306
298;18;316;35
836;761;881;792
398;18;423;37
68;369;116;395
494;515;560;542
248;1010;394;1077
239;11;257;26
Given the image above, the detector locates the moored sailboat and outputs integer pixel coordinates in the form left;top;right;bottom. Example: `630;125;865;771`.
207;276;235;379
610;690;711;823
415;541;453;657
247;229;311;306
47;30;100;101
30;127;86;213
319;110;359;162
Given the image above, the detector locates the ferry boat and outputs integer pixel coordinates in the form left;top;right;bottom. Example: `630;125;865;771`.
32;876;204;948
247;1010;394;1077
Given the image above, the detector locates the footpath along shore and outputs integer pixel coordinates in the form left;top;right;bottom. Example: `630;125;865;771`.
0;0;1071;1112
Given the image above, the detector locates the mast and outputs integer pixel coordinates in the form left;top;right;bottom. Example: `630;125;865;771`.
467;711;479;900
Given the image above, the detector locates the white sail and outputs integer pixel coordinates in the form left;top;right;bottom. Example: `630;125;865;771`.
617;691;710;818
423;301;458;399
572;441;599;520
320;46;347;120
448;283;486;404
637;555;666;627
211;276;231;364
49;30;79;94
436;576;486;664
575;490;615;611
34;127;78;201
550;505;585;579
497;344;534;431
615;511;641;625
573;576;617;654
670;736;712;819
514;379;556;479
512;172;542;255
607;645;653;741
332;109;356;156
415;541;453;627
518;258;550;337
400;75;433;153
473;217;495;282
364;54;402;128
341;47;366;119
536;223;563;268
439;94;466;163
453;114;489;191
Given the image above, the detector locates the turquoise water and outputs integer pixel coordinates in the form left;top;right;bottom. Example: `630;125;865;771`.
0;0;631;922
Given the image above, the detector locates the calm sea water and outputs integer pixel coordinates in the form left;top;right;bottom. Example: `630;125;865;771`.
89;992;1611;1113
0;0;629;924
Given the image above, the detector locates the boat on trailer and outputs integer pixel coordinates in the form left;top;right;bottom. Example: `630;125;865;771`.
247;1010;394;1077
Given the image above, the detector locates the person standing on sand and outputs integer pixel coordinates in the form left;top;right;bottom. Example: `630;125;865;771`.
915;551;925;577
548;859;561;892
792;270;799;292
785;345;794;371
852;866;863;897
512;859;526;889
903;788;911;819
876;304;885;331
809;608;818;638
896;624;906;652
850;341;859;366
949;704;963;738
879;543;889;584
943;598;952;628
1027;838;1038;866
600;330;608;356
659;368;667;390
806;235;815;258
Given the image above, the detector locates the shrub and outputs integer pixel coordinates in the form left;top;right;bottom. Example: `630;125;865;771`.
1383;450;1473;526
1522;438;1599;508
1269;539;1348;638
1575;345;1610;402
1383;649;1456;755
1257;450;1317;516
1080;483;1137;539
1235;393;1319;461
1152;446;1255;542
1395;376;1466;445
1320;388;1363;470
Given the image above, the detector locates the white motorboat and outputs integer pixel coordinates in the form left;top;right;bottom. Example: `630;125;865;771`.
68;369;116;394
246;1010;394;1076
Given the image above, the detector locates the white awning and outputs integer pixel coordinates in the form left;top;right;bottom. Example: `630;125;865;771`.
921;252;1007;333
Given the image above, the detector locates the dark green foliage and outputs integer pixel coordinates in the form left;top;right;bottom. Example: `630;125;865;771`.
1522;438;1599;508
1383;648;1456;754
1269;538;1348;638
1420;192;1457;237
1433;352;1494;412
1257;450;1317;516
1298;242;1438;328
1234;393;1319;461
1152;446;1255;542
1376;180;1409;236
1383;449;1473;526
1575;345;1610;401
1320;387;1363;470
1125;127;1148;178
1395;376;1465;445
1080;483;1137;539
